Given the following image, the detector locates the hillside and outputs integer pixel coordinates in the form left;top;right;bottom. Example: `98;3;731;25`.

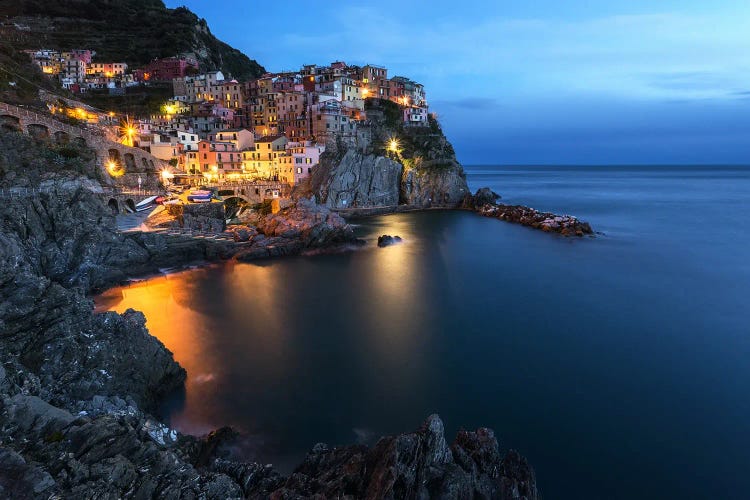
0;0;265;80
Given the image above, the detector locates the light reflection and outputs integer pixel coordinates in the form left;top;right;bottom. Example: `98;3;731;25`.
94;271;225;435
363;217;431;372
221;261;291;378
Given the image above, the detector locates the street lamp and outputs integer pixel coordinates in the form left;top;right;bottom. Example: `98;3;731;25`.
161;168;174;188
107;160;123;178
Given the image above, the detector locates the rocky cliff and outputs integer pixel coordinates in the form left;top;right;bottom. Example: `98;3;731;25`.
310;99;470;210
0;130;538;498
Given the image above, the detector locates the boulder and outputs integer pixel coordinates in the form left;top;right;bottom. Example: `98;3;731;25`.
377;235;403;247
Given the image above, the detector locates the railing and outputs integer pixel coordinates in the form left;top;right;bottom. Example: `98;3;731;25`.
0;186;57;198
100;186;164;196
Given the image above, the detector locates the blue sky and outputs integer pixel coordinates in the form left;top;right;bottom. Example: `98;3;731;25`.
166;0;750;164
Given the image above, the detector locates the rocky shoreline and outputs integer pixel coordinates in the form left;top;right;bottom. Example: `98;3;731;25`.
0;182;538;499
0;126;548;498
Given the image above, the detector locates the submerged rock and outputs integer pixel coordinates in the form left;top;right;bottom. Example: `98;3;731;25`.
377;234;403;247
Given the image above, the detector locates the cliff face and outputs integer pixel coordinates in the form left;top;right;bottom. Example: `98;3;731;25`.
311;99;470;210
312;149;403;209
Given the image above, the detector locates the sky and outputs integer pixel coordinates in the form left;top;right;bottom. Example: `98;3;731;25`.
165;0;750;165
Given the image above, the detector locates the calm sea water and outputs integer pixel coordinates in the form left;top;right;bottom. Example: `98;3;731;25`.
96;165;750;499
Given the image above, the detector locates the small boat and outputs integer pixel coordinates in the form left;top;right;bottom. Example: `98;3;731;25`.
187;189;213;203
135;195;158;212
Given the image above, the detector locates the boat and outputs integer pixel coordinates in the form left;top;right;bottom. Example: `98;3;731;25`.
187;189;213;203
135;195;158;212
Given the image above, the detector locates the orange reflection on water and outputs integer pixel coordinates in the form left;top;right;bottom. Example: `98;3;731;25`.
363;217;430;371
94;269;226;434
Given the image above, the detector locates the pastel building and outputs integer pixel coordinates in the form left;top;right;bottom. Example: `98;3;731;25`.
404;106;429;126
87;62;128;77
213;128;254;151
287;141;325;184
142;56;199;81
361;64;389;99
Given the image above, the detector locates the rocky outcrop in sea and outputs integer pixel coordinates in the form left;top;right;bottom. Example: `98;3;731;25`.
464;188;594;236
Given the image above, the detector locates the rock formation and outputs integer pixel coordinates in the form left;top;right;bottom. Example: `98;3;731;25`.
463;188;594;237
310;99;470;210
377;234;403;247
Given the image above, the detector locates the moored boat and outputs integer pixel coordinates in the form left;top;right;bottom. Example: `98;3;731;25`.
135;195;158;212
187;189;213;203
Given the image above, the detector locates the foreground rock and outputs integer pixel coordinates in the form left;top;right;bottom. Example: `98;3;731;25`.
253;414;537;499
234;197;364;261
464;188;594;237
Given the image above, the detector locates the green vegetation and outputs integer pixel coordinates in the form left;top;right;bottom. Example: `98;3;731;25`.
5;0;265;80
81;83;173;116
0;41;71;106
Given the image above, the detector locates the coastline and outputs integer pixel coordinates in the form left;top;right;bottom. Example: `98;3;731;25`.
95;193;597;292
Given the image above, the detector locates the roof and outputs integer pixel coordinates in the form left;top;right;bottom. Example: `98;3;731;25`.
217;128;248;133
256;134;287;143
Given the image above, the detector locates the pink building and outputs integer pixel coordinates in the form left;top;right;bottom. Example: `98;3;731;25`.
141;56;199;82
287;141;325;184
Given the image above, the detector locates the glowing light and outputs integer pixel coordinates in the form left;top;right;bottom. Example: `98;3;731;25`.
388;138;400;153
119;118;136;147
107;160;124;178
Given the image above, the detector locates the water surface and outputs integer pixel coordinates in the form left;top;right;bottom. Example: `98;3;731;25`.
97;165;750;499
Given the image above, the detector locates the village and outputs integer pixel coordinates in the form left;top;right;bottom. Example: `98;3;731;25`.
25;49;430;197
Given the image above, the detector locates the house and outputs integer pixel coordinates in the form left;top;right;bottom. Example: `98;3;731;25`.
150;136;184;163
404;106;428;126
87;62;128;77
178;131;200;153
184;71;225;102
389;76;426;107
287;141;325;185
219;80;245;109
361;64;389;99
142;56;199;81
197;140;217;175
240;134;289;180
312;99;357;140
213;128;254;151
213;141;243;178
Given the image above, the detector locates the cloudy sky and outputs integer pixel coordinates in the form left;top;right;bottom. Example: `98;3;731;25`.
166;0;750;165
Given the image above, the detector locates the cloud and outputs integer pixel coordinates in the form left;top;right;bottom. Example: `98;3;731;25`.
254;6;750;103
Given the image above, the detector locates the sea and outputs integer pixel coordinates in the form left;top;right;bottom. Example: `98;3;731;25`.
95;165;750;499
